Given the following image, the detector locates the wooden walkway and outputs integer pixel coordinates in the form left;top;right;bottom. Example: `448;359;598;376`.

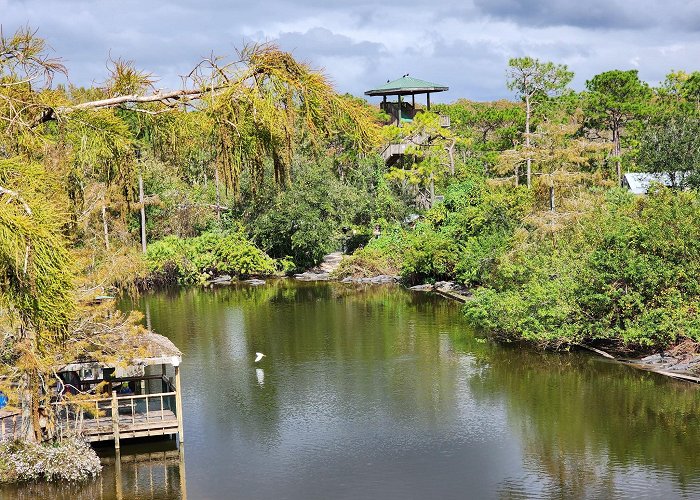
0;391;180;444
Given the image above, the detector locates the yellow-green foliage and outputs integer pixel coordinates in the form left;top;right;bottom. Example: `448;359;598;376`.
0;159;74;336
204;43;380;195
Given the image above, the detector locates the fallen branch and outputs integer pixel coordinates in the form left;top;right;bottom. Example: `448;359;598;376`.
32;86;225;126
574;343;616;359
629;366;700;384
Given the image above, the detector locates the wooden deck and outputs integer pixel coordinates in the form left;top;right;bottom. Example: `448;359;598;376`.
0;391;180;444
74;409;179;443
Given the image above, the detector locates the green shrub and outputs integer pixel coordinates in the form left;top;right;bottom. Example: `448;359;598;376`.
400;225;458;285
336;181;531;285
247;159;378;271
464;187;700;351
334;225;406;278
334;246;401;278
145;230;276;284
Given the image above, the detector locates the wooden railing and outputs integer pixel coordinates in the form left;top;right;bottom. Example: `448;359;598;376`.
381;132;430;164
52;391;177;438
62;374;175;393
0;375;183;448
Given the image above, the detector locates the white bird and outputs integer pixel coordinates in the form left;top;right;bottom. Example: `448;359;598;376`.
255;352;266;363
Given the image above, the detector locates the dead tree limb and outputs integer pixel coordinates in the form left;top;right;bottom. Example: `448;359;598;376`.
0;186;32;215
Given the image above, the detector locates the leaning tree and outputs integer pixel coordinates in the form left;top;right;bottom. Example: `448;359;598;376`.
0;25;380;441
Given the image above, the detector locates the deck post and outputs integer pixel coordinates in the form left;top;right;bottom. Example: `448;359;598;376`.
115;449;123;500
112;390;121;450
179;444;188;499
174;361;184;444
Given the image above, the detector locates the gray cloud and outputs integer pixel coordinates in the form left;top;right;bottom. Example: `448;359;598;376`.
472;0;700;31
2;0;700;102
274;28;386;60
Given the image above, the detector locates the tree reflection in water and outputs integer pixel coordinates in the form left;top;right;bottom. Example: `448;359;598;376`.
465;346;700;498
6;281;698;499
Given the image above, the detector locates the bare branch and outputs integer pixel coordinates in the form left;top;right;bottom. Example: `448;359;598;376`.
0;185;32;215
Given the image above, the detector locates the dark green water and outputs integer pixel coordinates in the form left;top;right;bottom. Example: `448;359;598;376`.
2;280;700;499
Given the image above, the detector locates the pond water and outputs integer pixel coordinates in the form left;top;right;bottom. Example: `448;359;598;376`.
2;280;700;499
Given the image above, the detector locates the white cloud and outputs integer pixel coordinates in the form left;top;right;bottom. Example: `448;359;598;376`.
3;0;700;101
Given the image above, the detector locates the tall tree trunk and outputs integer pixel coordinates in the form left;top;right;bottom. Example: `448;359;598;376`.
525;95;532;189
549;185;555;212
447;139;456;175
102;203;110;250
612;125;622;186
429;173;435;207
139;173;147;253
18;326;41;442
214;167;221;221
19;372;36;442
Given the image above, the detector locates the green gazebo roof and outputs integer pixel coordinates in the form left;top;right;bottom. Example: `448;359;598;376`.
365;76;449;96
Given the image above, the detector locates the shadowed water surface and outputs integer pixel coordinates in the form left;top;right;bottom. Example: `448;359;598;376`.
2;280;700;499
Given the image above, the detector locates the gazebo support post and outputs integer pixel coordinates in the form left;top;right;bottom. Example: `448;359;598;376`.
427;93;431;111
397;94;403;127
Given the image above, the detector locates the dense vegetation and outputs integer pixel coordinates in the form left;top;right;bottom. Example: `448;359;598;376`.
0;27;382;451
2;26;700;468
338;61;700;352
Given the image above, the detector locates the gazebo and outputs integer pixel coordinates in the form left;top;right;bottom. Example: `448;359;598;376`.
365;76;448;126
0;332;185;450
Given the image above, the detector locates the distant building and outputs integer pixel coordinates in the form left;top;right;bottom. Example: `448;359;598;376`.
365;76;450;168
365;76;449;128
622;172;690;194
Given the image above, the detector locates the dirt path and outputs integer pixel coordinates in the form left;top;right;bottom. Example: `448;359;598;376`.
316;252;343;273
294;252;344;281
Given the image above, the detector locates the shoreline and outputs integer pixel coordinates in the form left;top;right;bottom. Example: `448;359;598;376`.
186;270;700;385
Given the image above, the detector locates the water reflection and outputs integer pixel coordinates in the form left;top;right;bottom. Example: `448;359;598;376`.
0;441;186;500
466;347;700;499
136;281;700;499
3;281;700;499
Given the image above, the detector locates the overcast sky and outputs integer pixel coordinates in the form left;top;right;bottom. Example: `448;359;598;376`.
3;0;700;103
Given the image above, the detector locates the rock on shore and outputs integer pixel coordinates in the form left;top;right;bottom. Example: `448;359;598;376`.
637;351;700;375
341;275;399;284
